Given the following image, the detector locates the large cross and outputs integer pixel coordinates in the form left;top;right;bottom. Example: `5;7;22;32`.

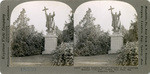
108;6;114;12
43;7;48;12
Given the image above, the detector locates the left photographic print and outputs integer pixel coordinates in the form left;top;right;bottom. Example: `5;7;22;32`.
10;1;74;67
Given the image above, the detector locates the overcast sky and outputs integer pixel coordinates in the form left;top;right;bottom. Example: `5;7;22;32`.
11;1;72;35
11;1;138;35
74;1;137;34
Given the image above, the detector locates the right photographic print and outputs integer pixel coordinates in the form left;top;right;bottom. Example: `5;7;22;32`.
73;1;138;66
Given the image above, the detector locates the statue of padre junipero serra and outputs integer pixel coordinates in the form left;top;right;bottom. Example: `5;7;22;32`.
108;6;123;54
42;7;57;54
108;6;121;33
43;7;56;34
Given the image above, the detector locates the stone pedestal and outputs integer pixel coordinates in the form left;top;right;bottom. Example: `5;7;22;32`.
42;34;57;54
109;33;123;54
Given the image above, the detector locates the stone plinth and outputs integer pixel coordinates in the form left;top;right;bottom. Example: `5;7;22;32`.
109;33;123;54
42;34;57;54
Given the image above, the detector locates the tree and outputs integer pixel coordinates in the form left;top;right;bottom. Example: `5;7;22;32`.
74;8;110;56
13;8;30;29
117;15;138;66
55;26;63;46
11;9;44;57
123;15;138;44
79;8;95;28
129;20;138;42
62;12;74;42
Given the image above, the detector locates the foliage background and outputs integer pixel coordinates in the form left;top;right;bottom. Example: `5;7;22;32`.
51;13;74;66
116;19;138;66
10;9;45;57
74;8;110;56
10;8;138;66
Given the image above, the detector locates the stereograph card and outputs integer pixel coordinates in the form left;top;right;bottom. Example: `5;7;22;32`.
0;0;150;74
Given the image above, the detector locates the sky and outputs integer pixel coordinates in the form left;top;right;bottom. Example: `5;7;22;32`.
74;1;137;34
10;1;144;35
11;1;72;35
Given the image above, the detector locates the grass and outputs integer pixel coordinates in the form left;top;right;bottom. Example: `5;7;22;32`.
10;54;53;67
74;54;118;66
10;54;118;67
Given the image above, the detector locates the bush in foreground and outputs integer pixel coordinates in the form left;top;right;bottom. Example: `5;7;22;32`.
116;42;138;66
51;43;74;66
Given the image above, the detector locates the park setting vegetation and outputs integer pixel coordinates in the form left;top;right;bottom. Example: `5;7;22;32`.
10;8;74;66
10;7;138;66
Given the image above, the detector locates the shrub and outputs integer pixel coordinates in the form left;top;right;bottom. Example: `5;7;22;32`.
51;43;74;66
116;42;138;66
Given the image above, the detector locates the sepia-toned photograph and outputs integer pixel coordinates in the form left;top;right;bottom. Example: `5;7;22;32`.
73;1;138;66
10;1;74;67
9;1;138;67
1;0;150;74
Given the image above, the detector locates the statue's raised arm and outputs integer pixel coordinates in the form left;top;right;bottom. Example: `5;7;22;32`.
43;7;48;16
108;6;114;15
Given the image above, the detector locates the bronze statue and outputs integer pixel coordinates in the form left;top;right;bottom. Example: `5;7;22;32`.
108;6;121;33
43;7;55;34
